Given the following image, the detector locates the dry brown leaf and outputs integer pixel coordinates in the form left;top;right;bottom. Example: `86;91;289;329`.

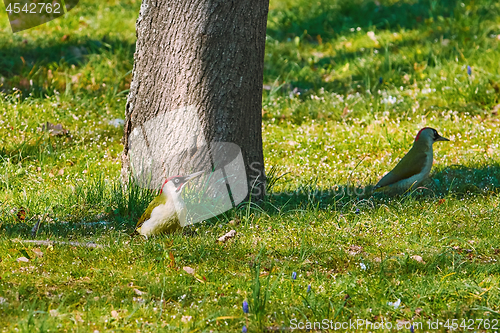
217;230;237;243
58;169;64;176
16;208;26;221
168;251;176;269
32;248;43;258
16;257;29;263
74;312;84;323
111;310;119;319
49;172;54;178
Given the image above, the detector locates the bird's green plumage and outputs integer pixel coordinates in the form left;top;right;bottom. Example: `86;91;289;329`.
135;194;167;231
374;140;429;189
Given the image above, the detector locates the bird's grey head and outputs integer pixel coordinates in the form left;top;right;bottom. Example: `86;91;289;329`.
414;127;449;145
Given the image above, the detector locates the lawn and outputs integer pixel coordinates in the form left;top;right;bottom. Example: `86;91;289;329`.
1;0;500;331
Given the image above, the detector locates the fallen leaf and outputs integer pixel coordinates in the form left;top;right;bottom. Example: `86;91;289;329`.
348;245;363;256
438;198;445;205
492;104;500;116
217;230;237;243
228;218;240;226
58;169;64;176
397;319;410;326
17;256;29;263
133;288;146;296
415;307;423;316
32;248;43;258
342;105;349;118
168;251;176;269
183;266;195;275
111;310;119;319
49;309;58;317
16;208;26;221
74;312;84;323
411;255;425;264
49;172;54;178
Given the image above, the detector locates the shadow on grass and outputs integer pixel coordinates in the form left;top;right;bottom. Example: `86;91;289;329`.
267;0;461;41
0;176;157;239
1;163;499;238
260;162;500;216
0;36;135;96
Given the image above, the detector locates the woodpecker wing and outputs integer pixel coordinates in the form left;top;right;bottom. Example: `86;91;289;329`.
136;195;167;231
374;147;427;189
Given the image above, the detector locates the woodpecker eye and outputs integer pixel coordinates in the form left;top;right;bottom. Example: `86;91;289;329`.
174;179;180;184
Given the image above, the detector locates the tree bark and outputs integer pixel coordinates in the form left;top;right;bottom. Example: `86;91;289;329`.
122;0;269;216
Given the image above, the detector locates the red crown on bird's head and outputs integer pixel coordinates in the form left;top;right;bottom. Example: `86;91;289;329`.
160;175;182;194
415;127;432;141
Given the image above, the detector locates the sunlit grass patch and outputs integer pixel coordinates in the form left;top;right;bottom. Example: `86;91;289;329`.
1;0;500;331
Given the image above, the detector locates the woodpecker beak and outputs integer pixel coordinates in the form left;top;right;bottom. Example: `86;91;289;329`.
177;171;204;192
184;170;204;181
435;135;450;142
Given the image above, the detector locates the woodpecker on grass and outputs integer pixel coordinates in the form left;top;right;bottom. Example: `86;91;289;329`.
373;127;449;194
135;171;204;237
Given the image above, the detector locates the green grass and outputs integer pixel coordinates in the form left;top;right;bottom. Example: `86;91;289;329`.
1;0;500;331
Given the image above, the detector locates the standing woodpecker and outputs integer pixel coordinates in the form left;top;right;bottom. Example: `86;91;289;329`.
135;171;204;237
373;127;449;194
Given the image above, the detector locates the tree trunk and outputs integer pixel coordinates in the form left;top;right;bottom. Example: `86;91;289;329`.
122;0;269;222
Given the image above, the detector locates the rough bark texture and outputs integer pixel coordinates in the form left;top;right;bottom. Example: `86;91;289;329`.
122;0;268;201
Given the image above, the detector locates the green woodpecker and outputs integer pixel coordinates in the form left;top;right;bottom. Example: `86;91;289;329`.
135;171;204;237
373;127;449;194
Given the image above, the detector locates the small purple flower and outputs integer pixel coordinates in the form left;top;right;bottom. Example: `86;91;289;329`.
307;285;311;293
355;208;360;214
410;324;414;333
242;325;248;333
292;272;297;280
467;65;472;76
242;300;249;314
